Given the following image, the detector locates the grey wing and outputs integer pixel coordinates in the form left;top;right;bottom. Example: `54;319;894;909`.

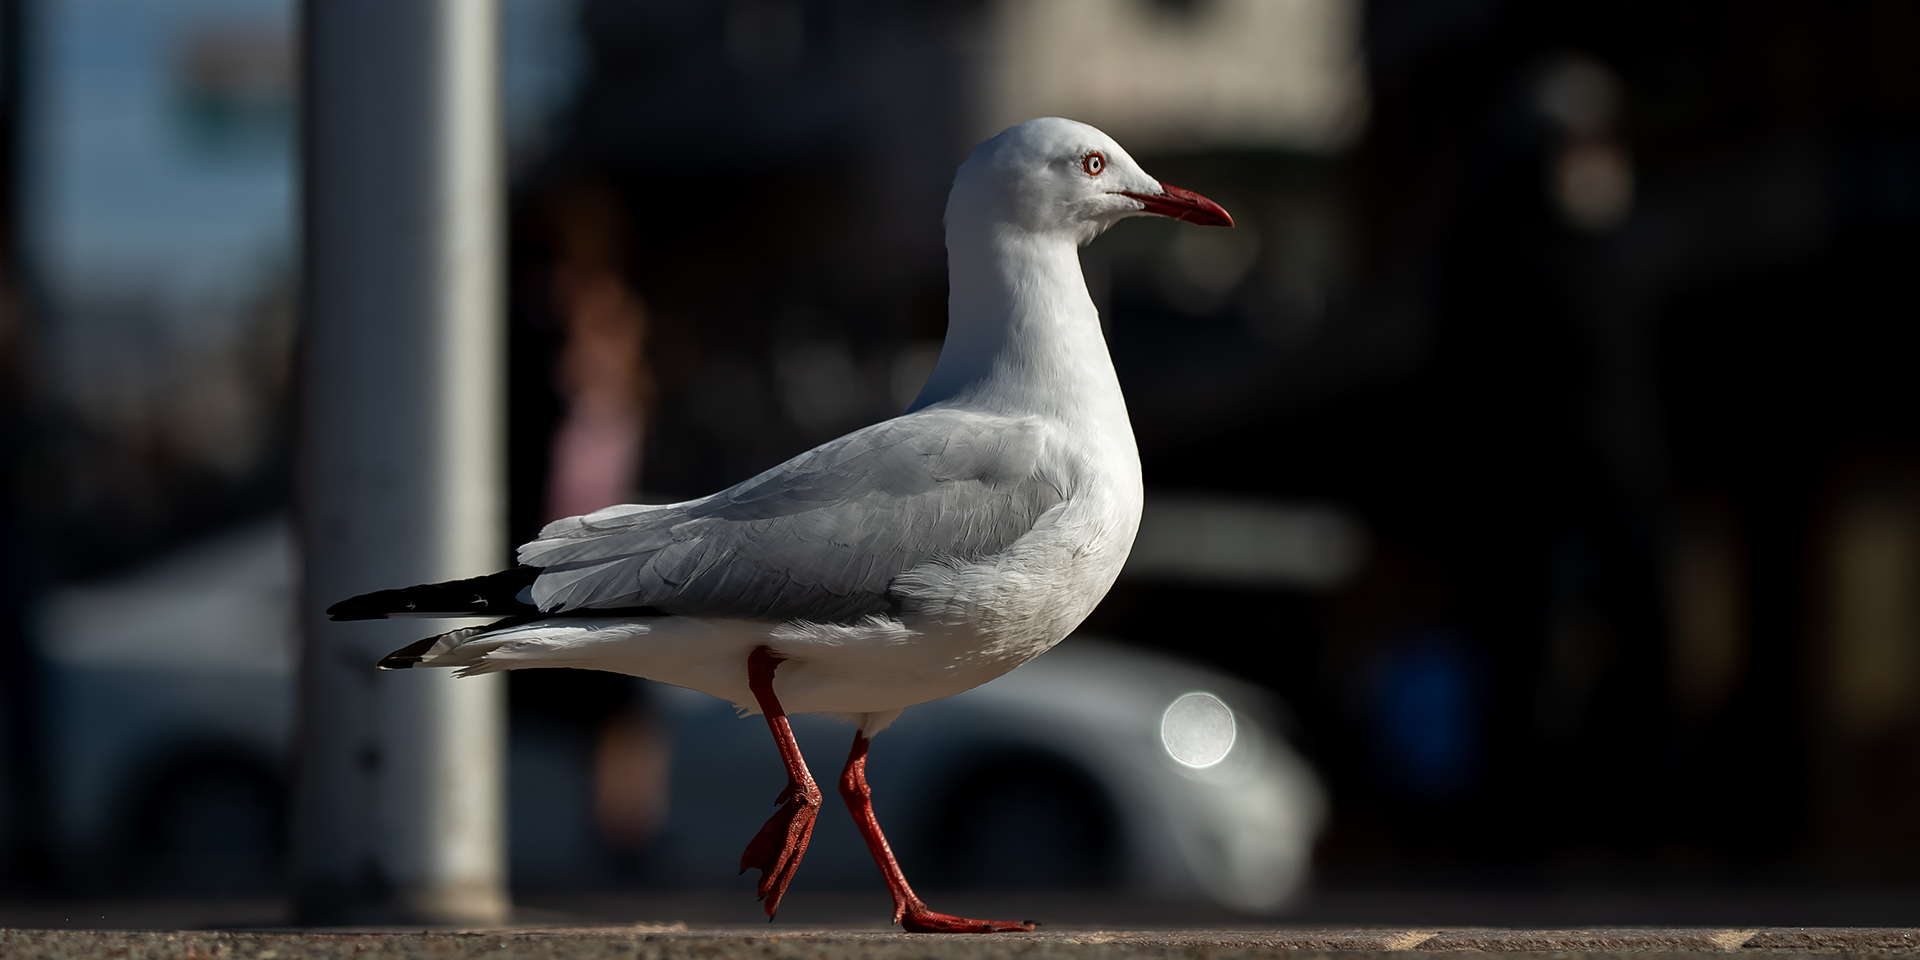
516;408;1067;623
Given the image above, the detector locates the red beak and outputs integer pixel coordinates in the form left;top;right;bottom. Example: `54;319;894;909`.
1118;182;1234;227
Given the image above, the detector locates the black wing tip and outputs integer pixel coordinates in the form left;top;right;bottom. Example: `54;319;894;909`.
328;593;391;621
328;567;544;621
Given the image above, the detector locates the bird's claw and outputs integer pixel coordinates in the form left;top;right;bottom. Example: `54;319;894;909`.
899;904;1036;934
739;779;821;914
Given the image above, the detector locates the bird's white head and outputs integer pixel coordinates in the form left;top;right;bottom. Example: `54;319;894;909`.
946;117;1233;246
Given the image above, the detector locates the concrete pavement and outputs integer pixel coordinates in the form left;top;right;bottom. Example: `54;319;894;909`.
4;926;1920;958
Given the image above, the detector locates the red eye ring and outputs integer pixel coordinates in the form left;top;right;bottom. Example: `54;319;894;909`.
1082;151;1106;176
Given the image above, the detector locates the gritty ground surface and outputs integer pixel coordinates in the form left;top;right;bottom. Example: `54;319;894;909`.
4;925;1920;959
14;888;1916;932
6;891;1920;959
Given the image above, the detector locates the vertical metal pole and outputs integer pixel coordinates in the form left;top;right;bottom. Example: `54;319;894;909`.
294;0;508;924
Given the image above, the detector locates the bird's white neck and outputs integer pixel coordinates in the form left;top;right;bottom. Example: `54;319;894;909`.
911;224;1129;436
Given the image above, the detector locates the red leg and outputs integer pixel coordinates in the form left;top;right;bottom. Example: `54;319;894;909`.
839;732;1036;933
738;646;820;917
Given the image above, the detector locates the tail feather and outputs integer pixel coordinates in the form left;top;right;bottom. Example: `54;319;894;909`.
375;615;544;669
330;567;543;621
375;634;442;669
376;616;660;674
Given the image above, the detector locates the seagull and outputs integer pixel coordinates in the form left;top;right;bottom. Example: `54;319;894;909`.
329;117;1232;933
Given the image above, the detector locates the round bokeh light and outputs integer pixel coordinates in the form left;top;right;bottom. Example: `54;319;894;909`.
1160;692;1236;768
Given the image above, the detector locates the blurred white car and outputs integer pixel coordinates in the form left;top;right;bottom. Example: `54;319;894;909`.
35;520;295;892
32;517;1324;910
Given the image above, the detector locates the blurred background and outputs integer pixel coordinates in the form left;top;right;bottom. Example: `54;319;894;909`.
3;0;1920;928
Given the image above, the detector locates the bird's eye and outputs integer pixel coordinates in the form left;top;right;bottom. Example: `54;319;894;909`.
1082;152;1106;176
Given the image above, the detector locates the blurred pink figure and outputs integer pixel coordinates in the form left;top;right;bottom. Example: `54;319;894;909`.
543;192;651;523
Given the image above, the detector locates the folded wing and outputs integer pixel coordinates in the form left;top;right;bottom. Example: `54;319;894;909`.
518;407;1067;624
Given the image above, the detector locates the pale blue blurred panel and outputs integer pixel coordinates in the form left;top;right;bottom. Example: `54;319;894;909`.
27;0;292;307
